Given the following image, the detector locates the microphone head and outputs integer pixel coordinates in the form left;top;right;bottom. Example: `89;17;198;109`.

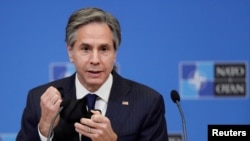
170;90;180;103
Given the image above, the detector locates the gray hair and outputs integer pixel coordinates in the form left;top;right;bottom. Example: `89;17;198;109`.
65;7;121;50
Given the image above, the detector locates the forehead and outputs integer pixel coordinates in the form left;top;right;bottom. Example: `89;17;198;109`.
77;22;112;39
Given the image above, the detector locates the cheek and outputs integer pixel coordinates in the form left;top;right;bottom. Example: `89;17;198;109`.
102;57;116;69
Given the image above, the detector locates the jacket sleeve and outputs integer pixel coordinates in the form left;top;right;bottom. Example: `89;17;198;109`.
16;90;41;141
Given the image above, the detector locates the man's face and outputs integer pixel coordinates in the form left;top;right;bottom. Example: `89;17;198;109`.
67;22;116;92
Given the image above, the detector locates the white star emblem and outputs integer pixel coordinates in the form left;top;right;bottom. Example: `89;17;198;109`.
188;71;206;90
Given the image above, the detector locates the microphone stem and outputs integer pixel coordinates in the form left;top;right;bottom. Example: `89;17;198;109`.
176;101;187;141
47;106;64;141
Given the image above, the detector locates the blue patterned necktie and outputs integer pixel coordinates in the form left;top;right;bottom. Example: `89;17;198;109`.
81;93;97;141
86;93;97;111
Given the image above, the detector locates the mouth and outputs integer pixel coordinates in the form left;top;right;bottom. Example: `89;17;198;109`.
88;70;101;73
87;70;102;77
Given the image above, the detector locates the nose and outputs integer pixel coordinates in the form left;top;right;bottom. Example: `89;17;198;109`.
90;50;100;65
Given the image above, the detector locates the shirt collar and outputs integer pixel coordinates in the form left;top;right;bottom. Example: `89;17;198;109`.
75;73;113;102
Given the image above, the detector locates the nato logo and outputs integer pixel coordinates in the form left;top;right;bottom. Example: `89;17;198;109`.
49;62;75;81
179;61;247;99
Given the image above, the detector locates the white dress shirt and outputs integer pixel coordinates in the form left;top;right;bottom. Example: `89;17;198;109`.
75;73;113;115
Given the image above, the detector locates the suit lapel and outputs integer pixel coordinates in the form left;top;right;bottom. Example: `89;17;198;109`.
105;71;133;133
61;73;77;100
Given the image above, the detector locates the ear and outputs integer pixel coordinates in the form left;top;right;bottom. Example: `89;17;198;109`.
66;45;73;63
113;52;117;63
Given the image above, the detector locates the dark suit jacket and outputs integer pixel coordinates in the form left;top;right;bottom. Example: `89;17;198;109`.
16;70;168;141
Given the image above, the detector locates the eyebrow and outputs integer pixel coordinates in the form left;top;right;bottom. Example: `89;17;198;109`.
79;43;112;48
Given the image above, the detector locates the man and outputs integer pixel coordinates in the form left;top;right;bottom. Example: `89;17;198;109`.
16;7;169;141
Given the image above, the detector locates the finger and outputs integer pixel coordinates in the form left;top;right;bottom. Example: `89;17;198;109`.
91;113;109;124
54;99;62;107
91;110;102;115
75;122;96;135
41;87;57;102
80;118;93;127
46;87;61;104
41;87;62;110
50;93;60;105
40;87;52;102
50;87;62;98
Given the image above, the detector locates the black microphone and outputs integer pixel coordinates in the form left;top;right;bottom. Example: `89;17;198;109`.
170;90;187;141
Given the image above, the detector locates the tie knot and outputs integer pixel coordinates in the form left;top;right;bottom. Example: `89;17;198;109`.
86;93;97;111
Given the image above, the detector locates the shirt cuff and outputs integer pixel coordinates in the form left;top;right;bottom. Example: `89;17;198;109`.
38;126;53;141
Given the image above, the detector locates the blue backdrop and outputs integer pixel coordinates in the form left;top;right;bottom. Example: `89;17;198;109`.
0;1;249;141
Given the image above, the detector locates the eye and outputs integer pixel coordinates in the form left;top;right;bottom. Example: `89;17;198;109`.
101;46;108;52
81;46;90;52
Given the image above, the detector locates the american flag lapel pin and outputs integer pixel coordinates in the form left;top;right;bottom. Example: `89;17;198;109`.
122;101;129;106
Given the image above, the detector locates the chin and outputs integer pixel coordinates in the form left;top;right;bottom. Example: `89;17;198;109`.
87;80;104;86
